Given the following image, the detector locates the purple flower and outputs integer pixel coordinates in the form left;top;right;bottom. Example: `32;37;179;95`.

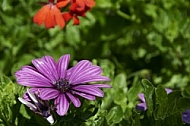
15;54;111;116
136;93;147;111
136;88;172;111
18;89;54;124
182;109;190;124
165;88;172;94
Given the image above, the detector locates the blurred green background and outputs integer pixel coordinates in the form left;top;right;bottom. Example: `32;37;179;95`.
1;0;190;125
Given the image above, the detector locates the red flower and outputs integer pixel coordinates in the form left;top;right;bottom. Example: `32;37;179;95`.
62;0;95;25
72;0;95;11
33;0;69;29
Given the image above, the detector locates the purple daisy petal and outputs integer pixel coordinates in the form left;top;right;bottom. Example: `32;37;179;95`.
57;54;70;79
67;60;92;82
138;93;145;102
90;84;112;88
15;66;53;87
71;65;101;79
71;76;110;85
69;66;103;84
55;94;69;116
182;109;190;124
136;102;147;111
66;92;81;107
32;56;59;83
42;56;59;79
72;85;104;97
15;66;36;77
71;91;96;100
37;88;60;100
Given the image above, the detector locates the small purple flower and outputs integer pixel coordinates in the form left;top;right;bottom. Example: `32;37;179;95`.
136;93;147;111
18;89;54;124
165;88;172;94
182;109;190;124
15;54;111;116
136;88;172;111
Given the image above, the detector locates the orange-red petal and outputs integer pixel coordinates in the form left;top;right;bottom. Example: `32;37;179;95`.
33;4;50;25
73;15;80;25
84;0;95;8
56;0;70;8
53;7;65;28
75;0;85;11
44;8;56;28
70;3;77;12
62;12;73;22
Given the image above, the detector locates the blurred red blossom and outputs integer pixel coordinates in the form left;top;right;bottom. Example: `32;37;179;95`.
33;0;69;28
62;0;95;25
33;0;95;29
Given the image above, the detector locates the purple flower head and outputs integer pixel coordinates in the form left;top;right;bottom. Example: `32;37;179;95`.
15;54;111;116
165;88;172;94
136;93;147;111
182;109;190;124
18;89;54;124
136;88;172;111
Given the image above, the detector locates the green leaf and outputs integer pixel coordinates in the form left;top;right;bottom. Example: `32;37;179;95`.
176;97;190;112
106;106;123;125
113;73;127;111
154;85;168;120
144;4;158;19
127;78;142;103
83;109;107;126
166;91;181;116
113;73;127;89
114;88;127;111
163;112;183;126
19;105;30;119
2;0;12;11
95;0;113;8
141;79;154;116
65;26;81;47
132;113;141;126
99;59;115;79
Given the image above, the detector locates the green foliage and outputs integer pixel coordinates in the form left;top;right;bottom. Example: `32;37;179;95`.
1;0;190;125
141;79;154;117
139;79;190;126
106;106;123;125
0;75;21;126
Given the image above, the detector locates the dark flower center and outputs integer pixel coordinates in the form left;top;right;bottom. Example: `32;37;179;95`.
36;104;50;117
55;78;70;92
